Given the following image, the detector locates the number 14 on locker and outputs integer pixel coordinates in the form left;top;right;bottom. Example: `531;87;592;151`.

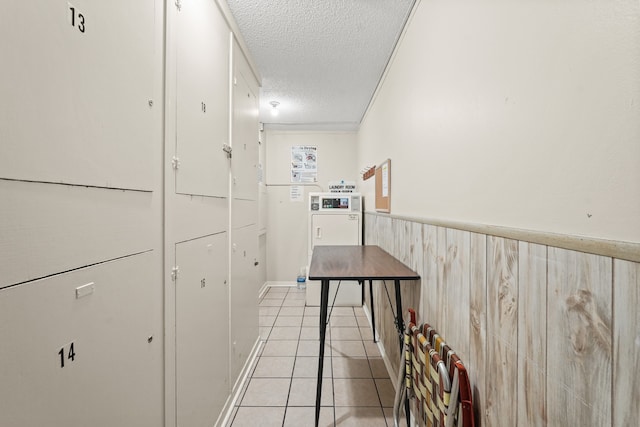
58;342;76;368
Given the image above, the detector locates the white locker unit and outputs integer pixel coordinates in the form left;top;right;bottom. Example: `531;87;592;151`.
307;193;362;306
229;40;261;382
165;1;261;425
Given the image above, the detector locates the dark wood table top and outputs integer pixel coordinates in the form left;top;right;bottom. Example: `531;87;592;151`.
308;245;420;281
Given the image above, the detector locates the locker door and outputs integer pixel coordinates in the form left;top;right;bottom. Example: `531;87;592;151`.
175;0;230;197
0;252;162;427
311;214;361;248
230;224;259;381
231;70;259;201
0;0;157;190
175;233;229;427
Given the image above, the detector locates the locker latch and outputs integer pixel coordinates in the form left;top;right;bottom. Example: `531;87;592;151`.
171;266;180;281
222;144;232;158
175;0;182;11
172;156;180;170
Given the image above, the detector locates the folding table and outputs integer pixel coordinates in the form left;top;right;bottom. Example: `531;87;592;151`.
308;245;420;427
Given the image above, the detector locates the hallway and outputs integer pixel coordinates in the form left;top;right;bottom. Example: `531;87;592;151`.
227;286;401;427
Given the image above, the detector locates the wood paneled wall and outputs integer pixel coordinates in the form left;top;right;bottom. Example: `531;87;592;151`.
364;213;639;426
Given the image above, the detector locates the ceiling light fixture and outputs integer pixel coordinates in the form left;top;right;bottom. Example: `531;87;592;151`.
270;101;280;117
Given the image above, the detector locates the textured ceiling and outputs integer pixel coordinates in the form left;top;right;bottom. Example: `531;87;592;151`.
226;0;415;131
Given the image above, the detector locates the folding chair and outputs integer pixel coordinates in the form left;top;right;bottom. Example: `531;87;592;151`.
393;311;475;427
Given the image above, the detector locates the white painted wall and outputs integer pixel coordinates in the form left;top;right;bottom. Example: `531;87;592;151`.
358;0;640;243
265;130;358;281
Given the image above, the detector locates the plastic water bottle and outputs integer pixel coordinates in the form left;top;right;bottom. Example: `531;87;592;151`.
296;267;306;290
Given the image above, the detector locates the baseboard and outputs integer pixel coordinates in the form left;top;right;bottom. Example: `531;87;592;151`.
215;337;263;427
361;303;397;384
260;281;297;298
258;281;269;298
264;280;297;287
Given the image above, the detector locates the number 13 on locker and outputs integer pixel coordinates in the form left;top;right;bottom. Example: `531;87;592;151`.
68;3;86;33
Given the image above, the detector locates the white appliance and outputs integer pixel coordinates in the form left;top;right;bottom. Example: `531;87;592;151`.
306;192;362;306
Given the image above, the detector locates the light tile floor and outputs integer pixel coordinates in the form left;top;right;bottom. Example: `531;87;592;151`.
227;285;403;427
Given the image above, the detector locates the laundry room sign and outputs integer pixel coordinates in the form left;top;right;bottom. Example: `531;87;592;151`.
291;146;317;183
328;180;356;193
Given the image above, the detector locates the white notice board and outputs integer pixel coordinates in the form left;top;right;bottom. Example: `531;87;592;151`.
375;159;391;213
291;146;317;183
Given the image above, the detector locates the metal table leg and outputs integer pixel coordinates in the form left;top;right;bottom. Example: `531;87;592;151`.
369;280;376;342
394;279;404;349
315;279;330;427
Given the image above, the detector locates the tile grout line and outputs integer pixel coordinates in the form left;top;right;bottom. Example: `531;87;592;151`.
233;287;290;426
238;286;389;426
329;305;336;426
281;287;298;427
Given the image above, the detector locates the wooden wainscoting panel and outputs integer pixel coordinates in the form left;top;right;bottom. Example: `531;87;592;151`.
612;259;640;426
517;242;547;426
392;218;410;265
372;278;385;347
381;218;399;369
442;228;471;360
547;248;612;426
469;232;487;427
364;213;377;246
408;222;425;317
394;220;424;328
436;227;448;335
364;213;377;333
486;236;519;426
422;224;439;326
378;219;421;374
378;278;401;373
377;215;393;254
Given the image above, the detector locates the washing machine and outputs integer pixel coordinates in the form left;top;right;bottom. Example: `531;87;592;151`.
306;192;362;306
